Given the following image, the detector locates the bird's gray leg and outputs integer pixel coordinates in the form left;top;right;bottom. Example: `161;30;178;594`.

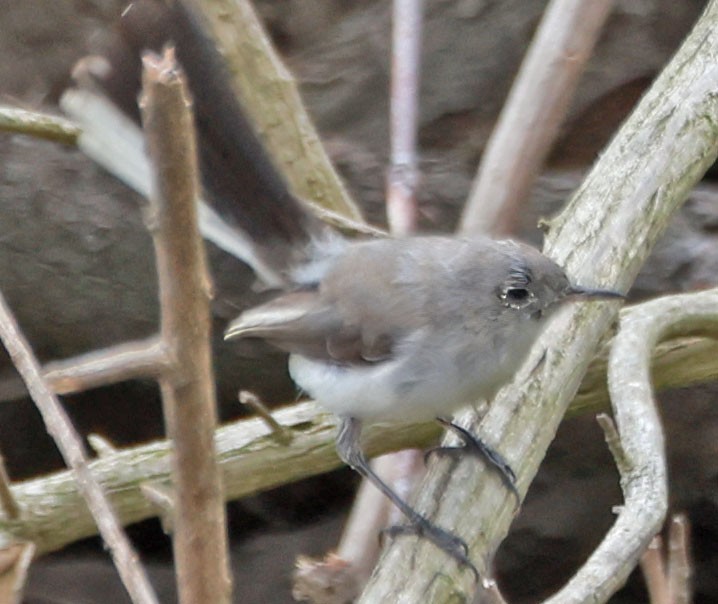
429;417;520;506
336;417;478;580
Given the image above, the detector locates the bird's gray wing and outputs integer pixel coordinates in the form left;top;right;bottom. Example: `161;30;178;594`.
225;239;434;364
224;287;397;364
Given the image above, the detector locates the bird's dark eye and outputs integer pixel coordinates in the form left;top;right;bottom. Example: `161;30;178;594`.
499;286;533;308
506;287;529;302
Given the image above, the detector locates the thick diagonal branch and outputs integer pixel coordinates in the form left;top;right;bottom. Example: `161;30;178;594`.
359;1;718;601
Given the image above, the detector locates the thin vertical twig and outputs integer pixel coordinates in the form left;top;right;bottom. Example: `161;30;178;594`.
0;293;159;604
459;0;614;235
140;47;231;604
640;537;671;604
295;4;426;596
640;514;693;604
372;0;427;581
0;455;20;520
0;541;35;604
667;514;692;604
386;0;424;235
366;0;426;578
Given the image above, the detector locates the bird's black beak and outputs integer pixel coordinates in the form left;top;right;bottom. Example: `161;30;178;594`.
564;285;626;300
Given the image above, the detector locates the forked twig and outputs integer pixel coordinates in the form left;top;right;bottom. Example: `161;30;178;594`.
549;288;718;602
640;514;693;604
140;47;231;604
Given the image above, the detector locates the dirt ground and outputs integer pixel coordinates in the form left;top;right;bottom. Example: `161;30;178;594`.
1;1;717;602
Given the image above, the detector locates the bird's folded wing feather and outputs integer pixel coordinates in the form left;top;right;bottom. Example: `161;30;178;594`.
224;283;406;365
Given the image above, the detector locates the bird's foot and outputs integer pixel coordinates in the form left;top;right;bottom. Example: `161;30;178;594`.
382;515;479;582
426;418;520;508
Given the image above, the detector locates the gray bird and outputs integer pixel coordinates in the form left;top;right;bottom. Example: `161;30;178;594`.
225;234;623;569
60;0;622;572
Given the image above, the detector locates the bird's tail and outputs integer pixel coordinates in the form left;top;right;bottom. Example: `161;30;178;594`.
61;0;344;286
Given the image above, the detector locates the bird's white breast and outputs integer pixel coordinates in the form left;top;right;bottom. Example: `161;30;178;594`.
289;313;544;423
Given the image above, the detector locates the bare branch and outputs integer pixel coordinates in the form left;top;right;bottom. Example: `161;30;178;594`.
0;105;80;145
0;456;19;521
386;0;423;235
87;434;119;458
668;514;692;604
0;293;158;604
639;514;694;604
140;47;231;604
304;3;428;596
572;336;718;418
0;541;35;604
0;402;440;555
190;0;363;221
300;200;386;237
140;483;175;534
548;288;718;602
239;391;293;445
641;537;671;604
596;414;630;475
316;1;427;594
459;0;613;235
41;336;169;395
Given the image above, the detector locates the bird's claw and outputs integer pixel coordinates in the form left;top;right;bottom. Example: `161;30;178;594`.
433;418;521;509
381;519;479;582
